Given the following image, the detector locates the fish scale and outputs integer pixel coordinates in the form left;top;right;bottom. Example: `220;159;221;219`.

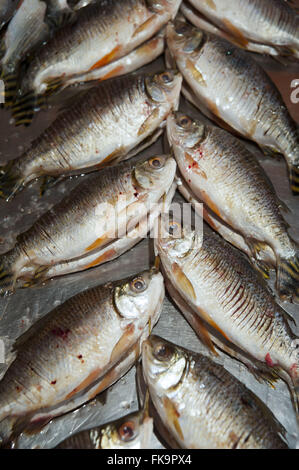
142;336;288;448
0;269;164;445
156;218;299;406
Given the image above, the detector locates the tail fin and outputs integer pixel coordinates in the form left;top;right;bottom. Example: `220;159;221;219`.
0;67;20;108
276;246;299;304
0;252;17;296
290;164;299;195
0;161;24;201
11;91;42;126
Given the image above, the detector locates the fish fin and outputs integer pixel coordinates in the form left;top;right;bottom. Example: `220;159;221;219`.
289;164;299;196
0;68;19;108
125;128;164;160
162;396;184;442
21;265;50;289
138;108;160;136
171;263;196;302
0;416;20;448
11;91;43;127
277;197;291;215
250;258;272;280
0;252;17;296
46;7;75;29
0;161;25;201
40;175;66;196
276;246;299;303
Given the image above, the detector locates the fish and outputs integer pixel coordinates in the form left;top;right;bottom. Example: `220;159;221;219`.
0;70;181;199
167;112;299;303
142;335;288;449
11;0;182;121
0;0;78;105
166;20;299;194
177;175;276;279
181;0;299;58
0;154;176;294
0;267;164;447
56;404;153;449
155;215;299;410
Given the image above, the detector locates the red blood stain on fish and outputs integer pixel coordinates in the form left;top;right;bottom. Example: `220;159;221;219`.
51;327;70;340
265;353;277;367
290;363;298;379
51;380;57;385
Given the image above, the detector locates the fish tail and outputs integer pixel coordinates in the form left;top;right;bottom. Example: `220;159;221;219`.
289;164;299;196
0;252;17;296
11;91;43;127
0;67;19;108
0;161;24;201
276;246;299;304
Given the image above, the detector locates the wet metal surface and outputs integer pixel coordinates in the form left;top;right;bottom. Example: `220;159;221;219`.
0;13;298;448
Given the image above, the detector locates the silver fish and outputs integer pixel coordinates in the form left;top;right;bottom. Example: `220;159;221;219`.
57;405;153;449
11;0;182;122
167;111;299;303
142;335;288;449
182;0;299;58
0;70;181;198
0;154;176;294
0;267;164;446
155;215;299;409
166;20;299;194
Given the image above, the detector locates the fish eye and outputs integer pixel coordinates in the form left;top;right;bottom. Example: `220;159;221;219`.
153;342;173;362
149;156;164;169
130;277;147;293
168;221;181;236
178;115;192;129
174;23;188;36
118;421;136;442
160;71;173;84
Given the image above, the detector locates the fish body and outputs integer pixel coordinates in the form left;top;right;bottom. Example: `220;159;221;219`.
166;21;299;194
167;112;299;303
0;268;164;446
15;0;182;100
57;408;153;449
1;70;181;197
142;336;288;449
184;0;299;58
155;216;299;402
0;154;176;292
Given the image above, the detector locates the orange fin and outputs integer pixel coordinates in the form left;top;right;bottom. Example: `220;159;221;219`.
89;45;122;71
85;248;117;269
197;305;231;342
162;396;184;442
222;19;249;48
85;236;109;252
138;108;160;136
110;323;135;364
172;263;196;302
65;368;102;400
186;59;206;86
132;16;157;39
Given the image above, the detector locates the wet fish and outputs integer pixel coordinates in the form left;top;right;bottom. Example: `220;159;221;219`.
182;0;299;58
142;335;288;449
0;268;164;446
166;20;299;194
167;112;299;303
11;0;182;122
0;70;181;199
0;154;176;293
57;406;153;449
155;215;299;409
0;0;77;104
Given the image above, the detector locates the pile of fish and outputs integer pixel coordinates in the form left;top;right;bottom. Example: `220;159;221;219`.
0;0;298;449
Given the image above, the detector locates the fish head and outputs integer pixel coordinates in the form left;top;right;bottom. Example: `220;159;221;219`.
99;409;154;449
145;69;182;109
134;154;176;196
114;268;164;327
147;0;182;19
142;335;187;393
166;20;204;58
167;112;205;150
155;214;198;264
